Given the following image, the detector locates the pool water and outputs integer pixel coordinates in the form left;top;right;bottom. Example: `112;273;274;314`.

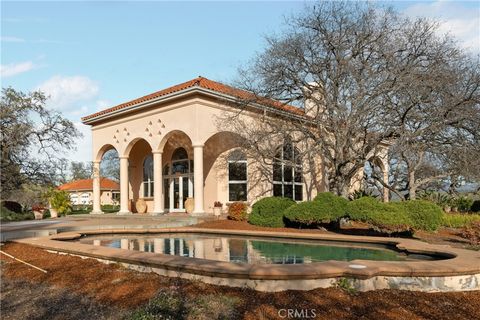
77;233;436;264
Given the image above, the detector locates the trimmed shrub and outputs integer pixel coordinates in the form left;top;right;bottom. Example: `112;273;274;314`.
284;193;348;227
1;200;22;213
346;197;412;234
227;202;248;221
394;200;443;231
248;197;295;227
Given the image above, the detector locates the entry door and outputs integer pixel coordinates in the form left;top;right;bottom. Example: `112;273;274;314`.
167;176;193;212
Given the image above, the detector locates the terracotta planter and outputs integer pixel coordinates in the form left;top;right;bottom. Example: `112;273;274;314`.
49;208;58;218
33;210;44;220
185;198;194;214
136;199;147;214
213;206;222;217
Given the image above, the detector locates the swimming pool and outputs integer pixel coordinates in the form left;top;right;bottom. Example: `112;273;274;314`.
77;233;438;264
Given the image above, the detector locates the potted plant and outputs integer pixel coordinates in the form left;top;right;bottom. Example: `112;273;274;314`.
213;201;223;217
45;188;71;218
32;204;46;220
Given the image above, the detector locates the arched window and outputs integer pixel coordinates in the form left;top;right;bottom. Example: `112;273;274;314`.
273;142;303;200
143;155;154;197
171;147;191;174
228;149;247;201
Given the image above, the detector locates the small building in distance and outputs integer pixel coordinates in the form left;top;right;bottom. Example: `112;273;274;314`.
58;178;120;206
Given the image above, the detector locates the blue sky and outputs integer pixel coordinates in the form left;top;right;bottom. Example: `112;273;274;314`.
2;1;479;163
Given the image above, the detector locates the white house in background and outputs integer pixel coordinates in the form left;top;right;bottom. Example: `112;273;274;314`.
58;178;120;205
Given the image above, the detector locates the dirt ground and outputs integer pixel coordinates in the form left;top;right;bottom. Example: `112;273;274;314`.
1;240;479;320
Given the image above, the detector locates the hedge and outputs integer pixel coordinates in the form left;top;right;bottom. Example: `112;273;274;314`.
248;197;295;227
393;200;443;231
346;197;412;233
283;193;348;226
441;213;480;228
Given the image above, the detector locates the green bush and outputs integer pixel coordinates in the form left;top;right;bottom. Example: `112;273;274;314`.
394;200;443;231
0;200;22;213
227;202;248;221
101;204;120;213
0;206;34;221
441;213;480;228
248;197;295;227
284;193;348;226
346;197;412;233
452;196;474;213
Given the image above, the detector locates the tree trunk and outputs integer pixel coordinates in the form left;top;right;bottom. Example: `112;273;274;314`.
408;170;416;200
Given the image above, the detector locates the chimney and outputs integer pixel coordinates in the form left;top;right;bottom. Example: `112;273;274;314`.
303;82;324;118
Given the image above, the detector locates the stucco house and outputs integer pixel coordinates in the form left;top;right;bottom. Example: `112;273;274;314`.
58;178;120;206
81;77;388;215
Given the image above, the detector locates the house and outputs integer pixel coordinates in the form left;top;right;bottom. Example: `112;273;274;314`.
81;77;388;215
58;178;120;206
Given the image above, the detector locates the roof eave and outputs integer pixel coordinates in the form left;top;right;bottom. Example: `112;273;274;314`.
81;87;305;125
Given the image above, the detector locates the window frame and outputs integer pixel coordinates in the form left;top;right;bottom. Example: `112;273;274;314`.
272;143;303;201
227;150;248;202
142;154;154;198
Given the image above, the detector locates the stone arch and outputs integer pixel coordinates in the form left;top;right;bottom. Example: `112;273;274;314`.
157;130;193;153
122;137;154;158
95;144;118;162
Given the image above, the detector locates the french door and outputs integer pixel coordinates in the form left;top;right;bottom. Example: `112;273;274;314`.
164;175;193;212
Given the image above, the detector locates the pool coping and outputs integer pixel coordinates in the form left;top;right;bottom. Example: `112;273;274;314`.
13;227;480;282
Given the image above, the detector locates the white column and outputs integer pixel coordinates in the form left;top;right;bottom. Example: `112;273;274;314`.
118;156;131;214
193;144;204;215
91;161;102;214
152;151;164;215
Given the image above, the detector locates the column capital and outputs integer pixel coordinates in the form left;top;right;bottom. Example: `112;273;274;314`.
152;150;163;155
119;156;129;160
192;143;204;148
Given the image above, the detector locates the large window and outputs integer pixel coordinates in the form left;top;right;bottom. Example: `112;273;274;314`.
273;142;303;201
143;155;154;198
228;149;247;201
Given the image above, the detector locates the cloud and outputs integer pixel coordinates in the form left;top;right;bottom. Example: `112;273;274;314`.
0;61;36;77
36;75;99;110
403;1;480;52
1;36;25;43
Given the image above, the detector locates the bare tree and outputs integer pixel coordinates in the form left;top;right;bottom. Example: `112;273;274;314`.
218;2;479;198
1;88;81;198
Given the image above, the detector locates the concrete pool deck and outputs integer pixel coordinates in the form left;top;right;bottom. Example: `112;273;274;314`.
12;227;480;292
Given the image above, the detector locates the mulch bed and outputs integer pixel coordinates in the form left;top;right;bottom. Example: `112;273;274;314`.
1;242;480;319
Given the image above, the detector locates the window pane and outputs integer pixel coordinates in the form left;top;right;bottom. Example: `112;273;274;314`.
283;165;293;182
284;184;293;199
163;164;170;175
273;163;282;182
150;181;154;197
143;182;149;197
294;167;302;182
172;147;188;161
229;183;247;201
273;184;283;197
295;185;303;201
143;155;153;180
283;142;293;160
172;160;189;174
229;162;247;181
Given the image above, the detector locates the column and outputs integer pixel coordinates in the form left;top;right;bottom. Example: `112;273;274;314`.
118;156;131;214
152;151;164;215
91;161;102;214
193;144;204;215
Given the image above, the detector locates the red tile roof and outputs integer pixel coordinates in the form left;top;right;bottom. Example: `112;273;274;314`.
58;178;119;191
82;76;303;122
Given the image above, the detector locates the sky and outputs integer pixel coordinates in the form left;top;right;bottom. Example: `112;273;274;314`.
2;1;479;163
